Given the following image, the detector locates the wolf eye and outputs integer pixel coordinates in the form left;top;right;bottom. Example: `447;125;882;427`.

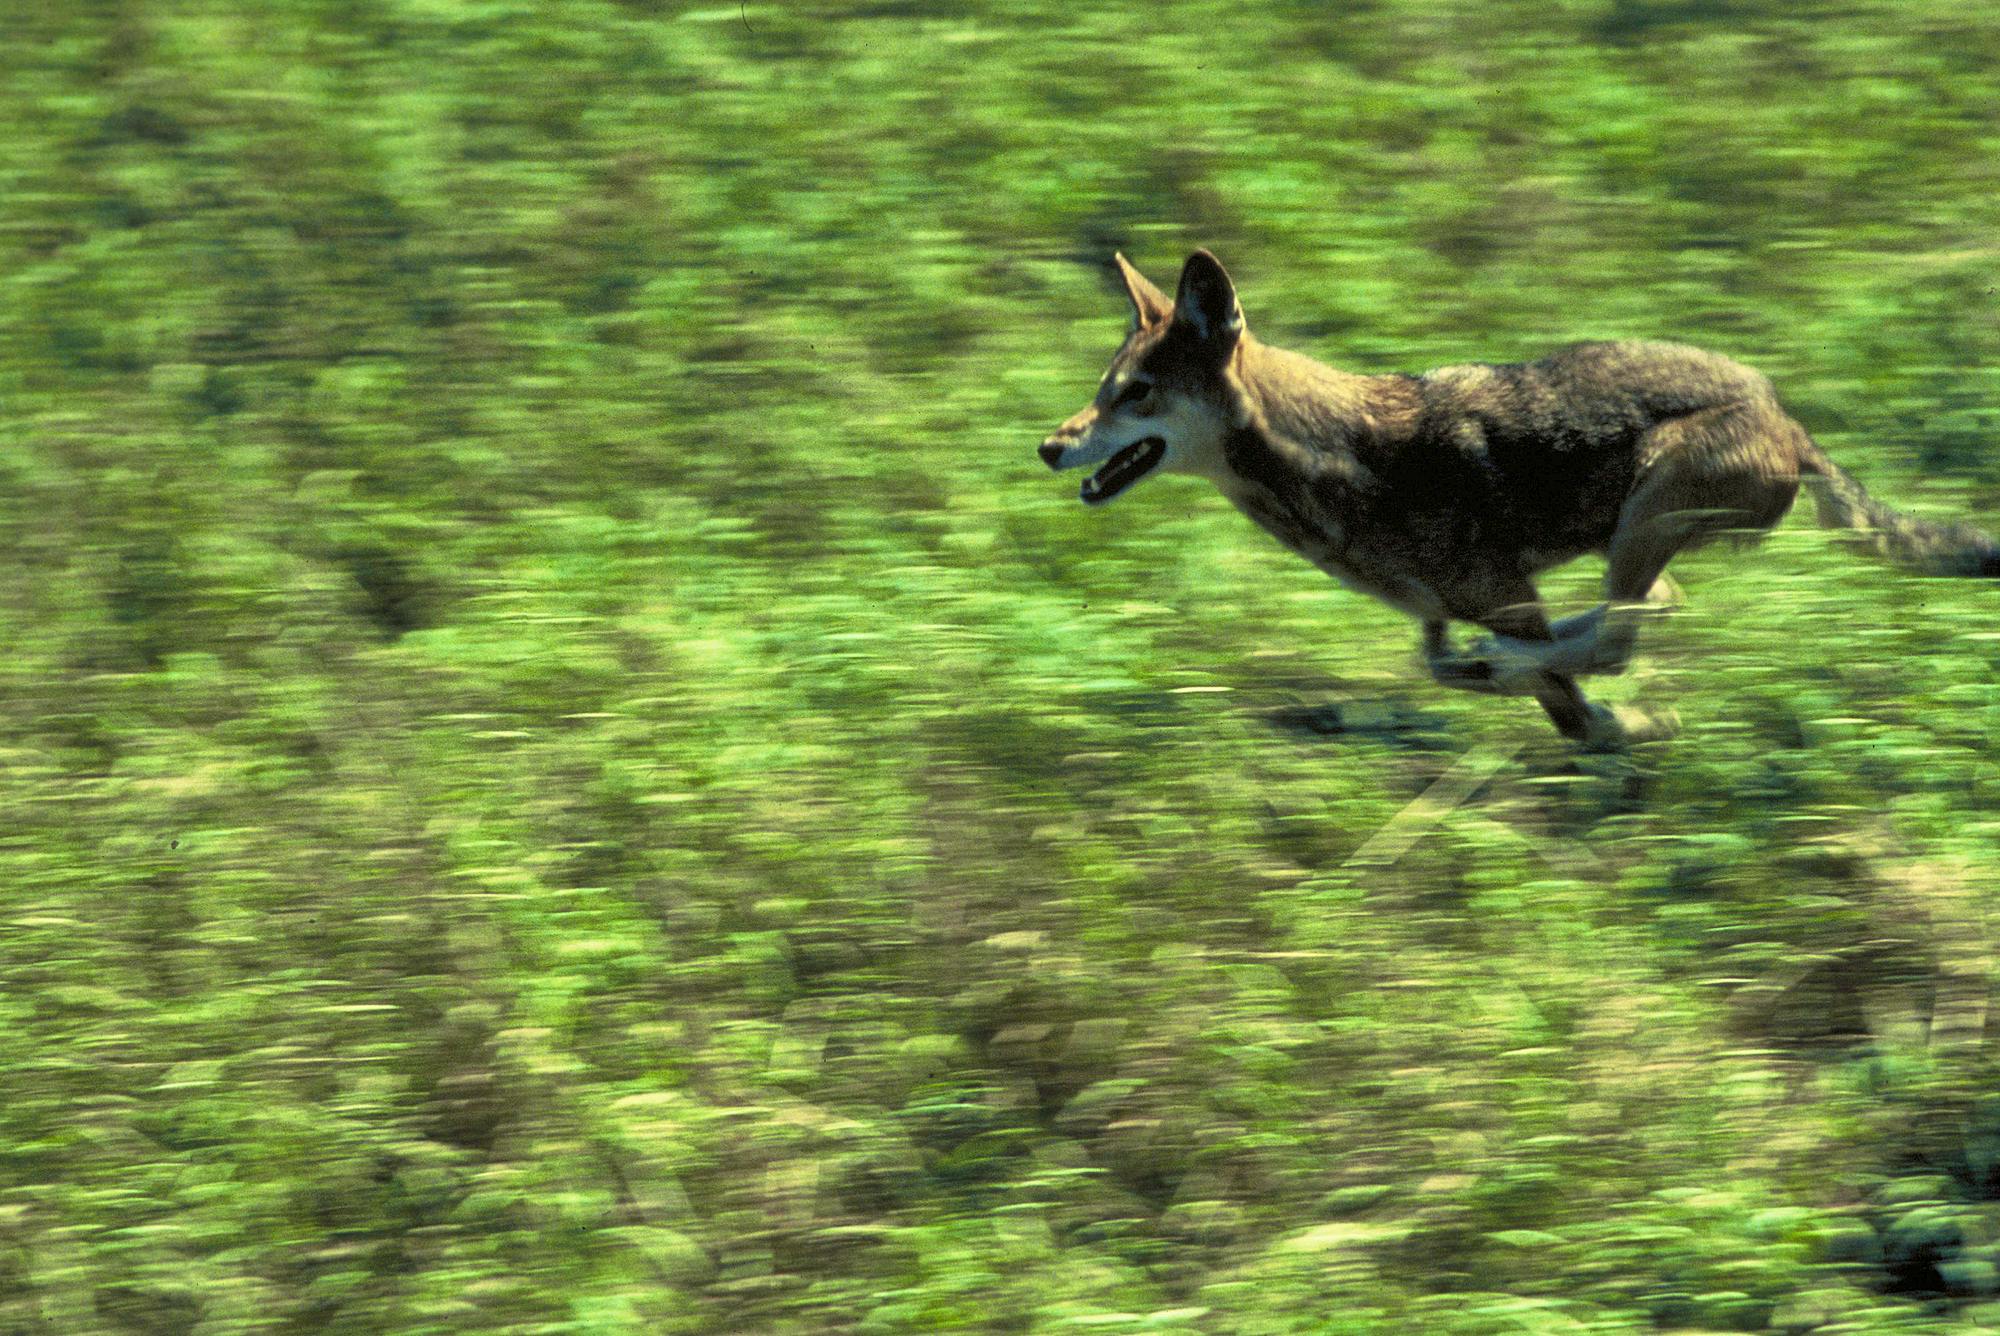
1113;379;1152;408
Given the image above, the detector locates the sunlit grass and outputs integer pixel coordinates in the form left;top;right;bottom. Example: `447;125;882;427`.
5;1;2000;1331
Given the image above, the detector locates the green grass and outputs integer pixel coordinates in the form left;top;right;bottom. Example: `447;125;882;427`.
7;1;2000;1331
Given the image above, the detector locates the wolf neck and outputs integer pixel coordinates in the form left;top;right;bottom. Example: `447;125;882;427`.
1236;339;1389;451
1218;338;1386;506
1205;339;1442;619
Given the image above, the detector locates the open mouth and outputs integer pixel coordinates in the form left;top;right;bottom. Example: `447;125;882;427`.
1079;438;1165;505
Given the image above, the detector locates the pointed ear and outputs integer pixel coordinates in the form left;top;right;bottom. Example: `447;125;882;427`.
1173;249;1244;349
1111;252;1171;331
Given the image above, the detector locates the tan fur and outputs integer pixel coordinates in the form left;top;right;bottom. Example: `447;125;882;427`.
1041;251;2000;747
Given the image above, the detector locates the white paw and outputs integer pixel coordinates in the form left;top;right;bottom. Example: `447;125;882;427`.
1580;702;1680;751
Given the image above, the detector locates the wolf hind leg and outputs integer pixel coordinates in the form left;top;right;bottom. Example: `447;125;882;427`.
1460;561;1687;684
1491;506;1723;681
1505;545;1708;680
1561;502;1725;675
1546;574;1679;646
1510;593;1668;679
1496;402;1806;680
1430;610;1612;698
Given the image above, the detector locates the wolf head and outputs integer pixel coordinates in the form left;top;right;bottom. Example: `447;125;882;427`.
1039;250;1246;505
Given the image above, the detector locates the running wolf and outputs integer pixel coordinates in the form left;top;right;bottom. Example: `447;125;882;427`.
1038;250;2000;747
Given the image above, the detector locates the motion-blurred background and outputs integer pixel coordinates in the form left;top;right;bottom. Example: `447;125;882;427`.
7;2;2000;1331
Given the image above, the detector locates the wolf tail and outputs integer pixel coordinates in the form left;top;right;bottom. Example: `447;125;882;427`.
1797;442;2000;577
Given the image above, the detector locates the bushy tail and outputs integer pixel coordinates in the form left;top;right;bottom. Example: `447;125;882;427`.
1798;442;2000;578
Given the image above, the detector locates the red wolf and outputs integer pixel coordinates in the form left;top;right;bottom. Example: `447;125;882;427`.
1039;250;2000;747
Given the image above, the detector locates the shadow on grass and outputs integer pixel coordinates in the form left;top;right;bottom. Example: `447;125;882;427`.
1260;695;1453;751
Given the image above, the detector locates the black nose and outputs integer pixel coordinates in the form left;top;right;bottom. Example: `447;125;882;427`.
1038;441;1065;470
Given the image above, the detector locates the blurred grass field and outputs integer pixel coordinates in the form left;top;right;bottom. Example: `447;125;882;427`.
8;1;2000;1331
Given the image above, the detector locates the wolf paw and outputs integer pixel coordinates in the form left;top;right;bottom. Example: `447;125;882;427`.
1579;702;1680;751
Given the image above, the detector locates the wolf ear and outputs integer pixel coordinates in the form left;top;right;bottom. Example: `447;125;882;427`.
1173;249;1244;349
1112;252;1171;331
